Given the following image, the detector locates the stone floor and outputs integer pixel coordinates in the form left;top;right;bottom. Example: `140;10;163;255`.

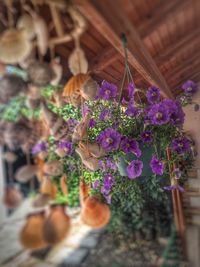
0;199;104;267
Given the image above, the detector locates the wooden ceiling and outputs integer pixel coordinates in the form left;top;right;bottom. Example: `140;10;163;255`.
1;0;200;98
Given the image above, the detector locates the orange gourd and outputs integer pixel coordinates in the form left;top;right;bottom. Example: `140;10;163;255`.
20;211;47;250
40;176;57;199
43;204;71;245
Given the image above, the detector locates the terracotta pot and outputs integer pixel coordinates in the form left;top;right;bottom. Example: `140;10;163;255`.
43;204;71;245
20;211;47;250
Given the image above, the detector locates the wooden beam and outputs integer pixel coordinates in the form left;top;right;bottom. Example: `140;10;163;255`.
137;0;191;39
74;0;173;98
90;46;120;72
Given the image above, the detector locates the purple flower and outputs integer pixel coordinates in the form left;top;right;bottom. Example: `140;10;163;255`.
67;118;78;128
32;142;48;155
126;160;143;179
96;128;121;151
101;185;111;195
171;137;191;154
98;81;117;100
163;185;184;192
146;86;160;104
162;99;185;126
144;116;151;125
104;194;112;205
150;155;164;175
125;101;140;117
88;118;96;128
120;137;141;157
128;82;135;99
147;103;170;125
103;174;115;188
99;108;110;121
57;140;73;155
141;131;153;143
99;157;117;171
93;179;100;189
82;104;91;116
182;80;198;94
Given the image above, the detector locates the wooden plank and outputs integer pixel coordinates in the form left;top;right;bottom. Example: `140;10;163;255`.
90;46;120;72
155;27;200;66
137;0;191;38
74;0;173;98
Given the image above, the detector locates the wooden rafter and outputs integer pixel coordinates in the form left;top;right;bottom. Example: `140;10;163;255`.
74;0;173;98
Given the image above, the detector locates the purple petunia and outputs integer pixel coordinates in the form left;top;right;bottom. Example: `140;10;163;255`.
82;104;91;116
96;128;121;151
99;108;110;121
147;102;170;125
57;140;73;155
99;157;117;172
120;137;141;157
128;82;135;99
150;155;164;175
171;137;191;154
104;194;112;205
98;81;117;100
141;131;153;143
67;118;78;129
103;173;115;188
88;118;96;128
101;186;111;195
93;179;100;189
125;101;140;117
162;99;185;126
32;141;48;155
182;80;198;94
126;160;143;179
146;86;161;104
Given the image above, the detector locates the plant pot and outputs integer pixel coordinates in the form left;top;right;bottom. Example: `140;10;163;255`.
117;145;154;177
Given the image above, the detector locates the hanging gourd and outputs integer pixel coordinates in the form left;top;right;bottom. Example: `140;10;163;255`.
17;14;35;40
27;61;55;87
3;184;23;209
76;142;99;171
68;37;88;75
80;179;110;228
82;142;106;158
0;29;32;64
80;76;99;101
2;151;17;163
50;57;63;86
15;164;38;183
43;204;71;245
72;113;90;143
0;74;27;104
20;211;47;250
43;160;63;177
60;175;68;196
40;176;57;199
41;100;71;140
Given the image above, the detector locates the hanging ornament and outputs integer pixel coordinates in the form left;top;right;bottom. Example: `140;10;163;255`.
20;211;47;250
63;73;88;107
0;29;32;64
17;14;35;40
40;176;57;199
27;61;55;87
80;179;110;228
41;100;71;140
80;76;99;101
3;184;23;209
72;113;90;143
68;37;88;75
50;57;63;86
76;142;99;171
43;160;63;176
25;5;49;56
15;164;38;183
0;74;27;104
60;175;68;196
43;204;71;245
